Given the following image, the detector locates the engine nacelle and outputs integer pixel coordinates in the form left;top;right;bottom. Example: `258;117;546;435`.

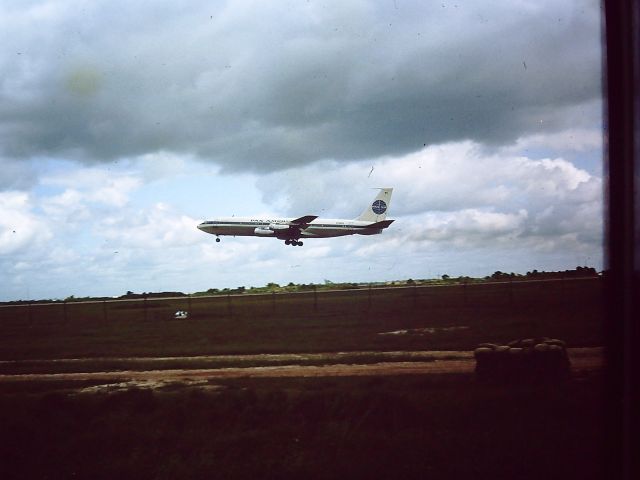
254;227;275;236
268;223;290;231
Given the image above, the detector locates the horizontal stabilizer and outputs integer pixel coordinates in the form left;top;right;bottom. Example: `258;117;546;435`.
367;219;394;229
290;215;318;226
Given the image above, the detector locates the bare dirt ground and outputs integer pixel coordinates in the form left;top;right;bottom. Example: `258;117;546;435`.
0;348;603;391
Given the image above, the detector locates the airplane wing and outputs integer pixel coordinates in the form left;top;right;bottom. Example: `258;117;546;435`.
289;215;318;229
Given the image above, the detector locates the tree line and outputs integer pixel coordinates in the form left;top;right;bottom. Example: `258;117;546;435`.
1;266;600;305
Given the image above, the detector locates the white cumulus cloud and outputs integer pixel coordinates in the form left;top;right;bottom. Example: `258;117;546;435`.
0;191;51;255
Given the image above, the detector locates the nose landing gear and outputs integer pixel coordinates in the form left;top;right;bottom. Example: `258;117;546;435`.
215;236;220;243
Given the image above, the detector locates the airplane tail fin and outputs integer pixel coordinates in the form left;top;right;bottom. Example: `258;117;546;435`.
356;188;393;222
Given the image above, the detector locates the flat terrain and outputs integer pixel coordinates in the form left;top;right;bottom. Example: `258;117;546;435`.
0;278;607;479
0;348;602;390
0;370;605;480
0;278;603;359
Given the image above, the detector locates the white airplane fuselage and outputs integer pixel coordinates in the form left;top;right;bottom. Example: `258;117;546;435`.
197;187;394;246
197;217;387;239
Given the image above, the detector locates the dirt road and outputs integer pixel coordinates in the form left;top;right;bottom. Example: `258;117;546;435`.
0;348;603;387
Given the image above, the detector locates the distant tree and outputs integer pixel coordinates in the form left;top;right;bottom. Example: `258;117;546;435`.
441;274;450;280
406;278;415;285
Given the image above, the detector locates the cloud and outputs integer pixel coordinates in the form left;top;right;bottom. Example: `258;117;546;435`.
0;174;215;299
505;127;603;154
259;138;602;257
0;1;604;301
0;157;38;190
0;191;52;255
261;138;600;209
41;166;141;207
99;202;202;250
0;0;602;174
0;142;603;301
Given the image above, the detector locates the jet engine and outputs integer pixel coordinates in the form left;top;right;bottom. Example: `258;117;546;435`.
254;227;275;236
268;223;290;231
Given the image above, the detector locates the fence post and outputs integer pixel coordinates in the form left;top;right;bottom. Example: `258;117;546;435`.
103;300;108;322
63;300;68;322
144;295;148;321
227;294;232;318
188;294;192;313
368;284;372;311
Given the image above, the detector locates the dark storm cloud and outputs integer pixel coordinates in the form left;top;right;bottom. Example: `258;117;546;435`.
0;0;601;173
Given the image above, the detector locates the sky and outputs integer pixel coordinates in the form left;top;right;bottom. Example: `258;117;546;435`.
0;0;604;301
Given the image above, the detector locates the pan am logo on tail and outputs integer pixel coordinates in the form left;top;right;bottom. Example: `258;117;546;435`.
372;200;387;214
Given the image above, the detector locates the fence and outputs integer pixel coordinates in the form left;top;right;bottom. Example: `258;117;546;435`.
0;277;603;324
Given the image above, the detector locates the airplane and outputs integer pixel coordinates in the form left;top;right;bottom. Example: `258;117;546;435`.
197;188;394;246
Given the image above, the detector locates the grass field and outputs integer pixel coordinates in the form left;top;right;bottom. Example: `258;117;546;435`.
0;278;603;360
0;278;607;479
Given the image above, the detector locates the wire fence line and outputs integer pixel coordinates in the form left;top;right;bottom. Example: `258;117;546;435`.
0;277;602;324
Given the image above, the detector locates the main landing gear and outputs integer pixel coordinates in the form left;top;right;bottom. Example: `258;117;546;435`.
285;239;303;246
215;236;221;242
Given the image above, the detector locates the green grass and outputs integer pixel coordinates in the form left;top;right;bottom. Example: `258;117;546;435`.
0;279;603;360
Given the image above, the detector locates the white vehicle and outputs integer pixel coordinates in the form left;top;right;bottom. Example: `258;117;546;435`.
197;188;394;247
174;310;189;320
